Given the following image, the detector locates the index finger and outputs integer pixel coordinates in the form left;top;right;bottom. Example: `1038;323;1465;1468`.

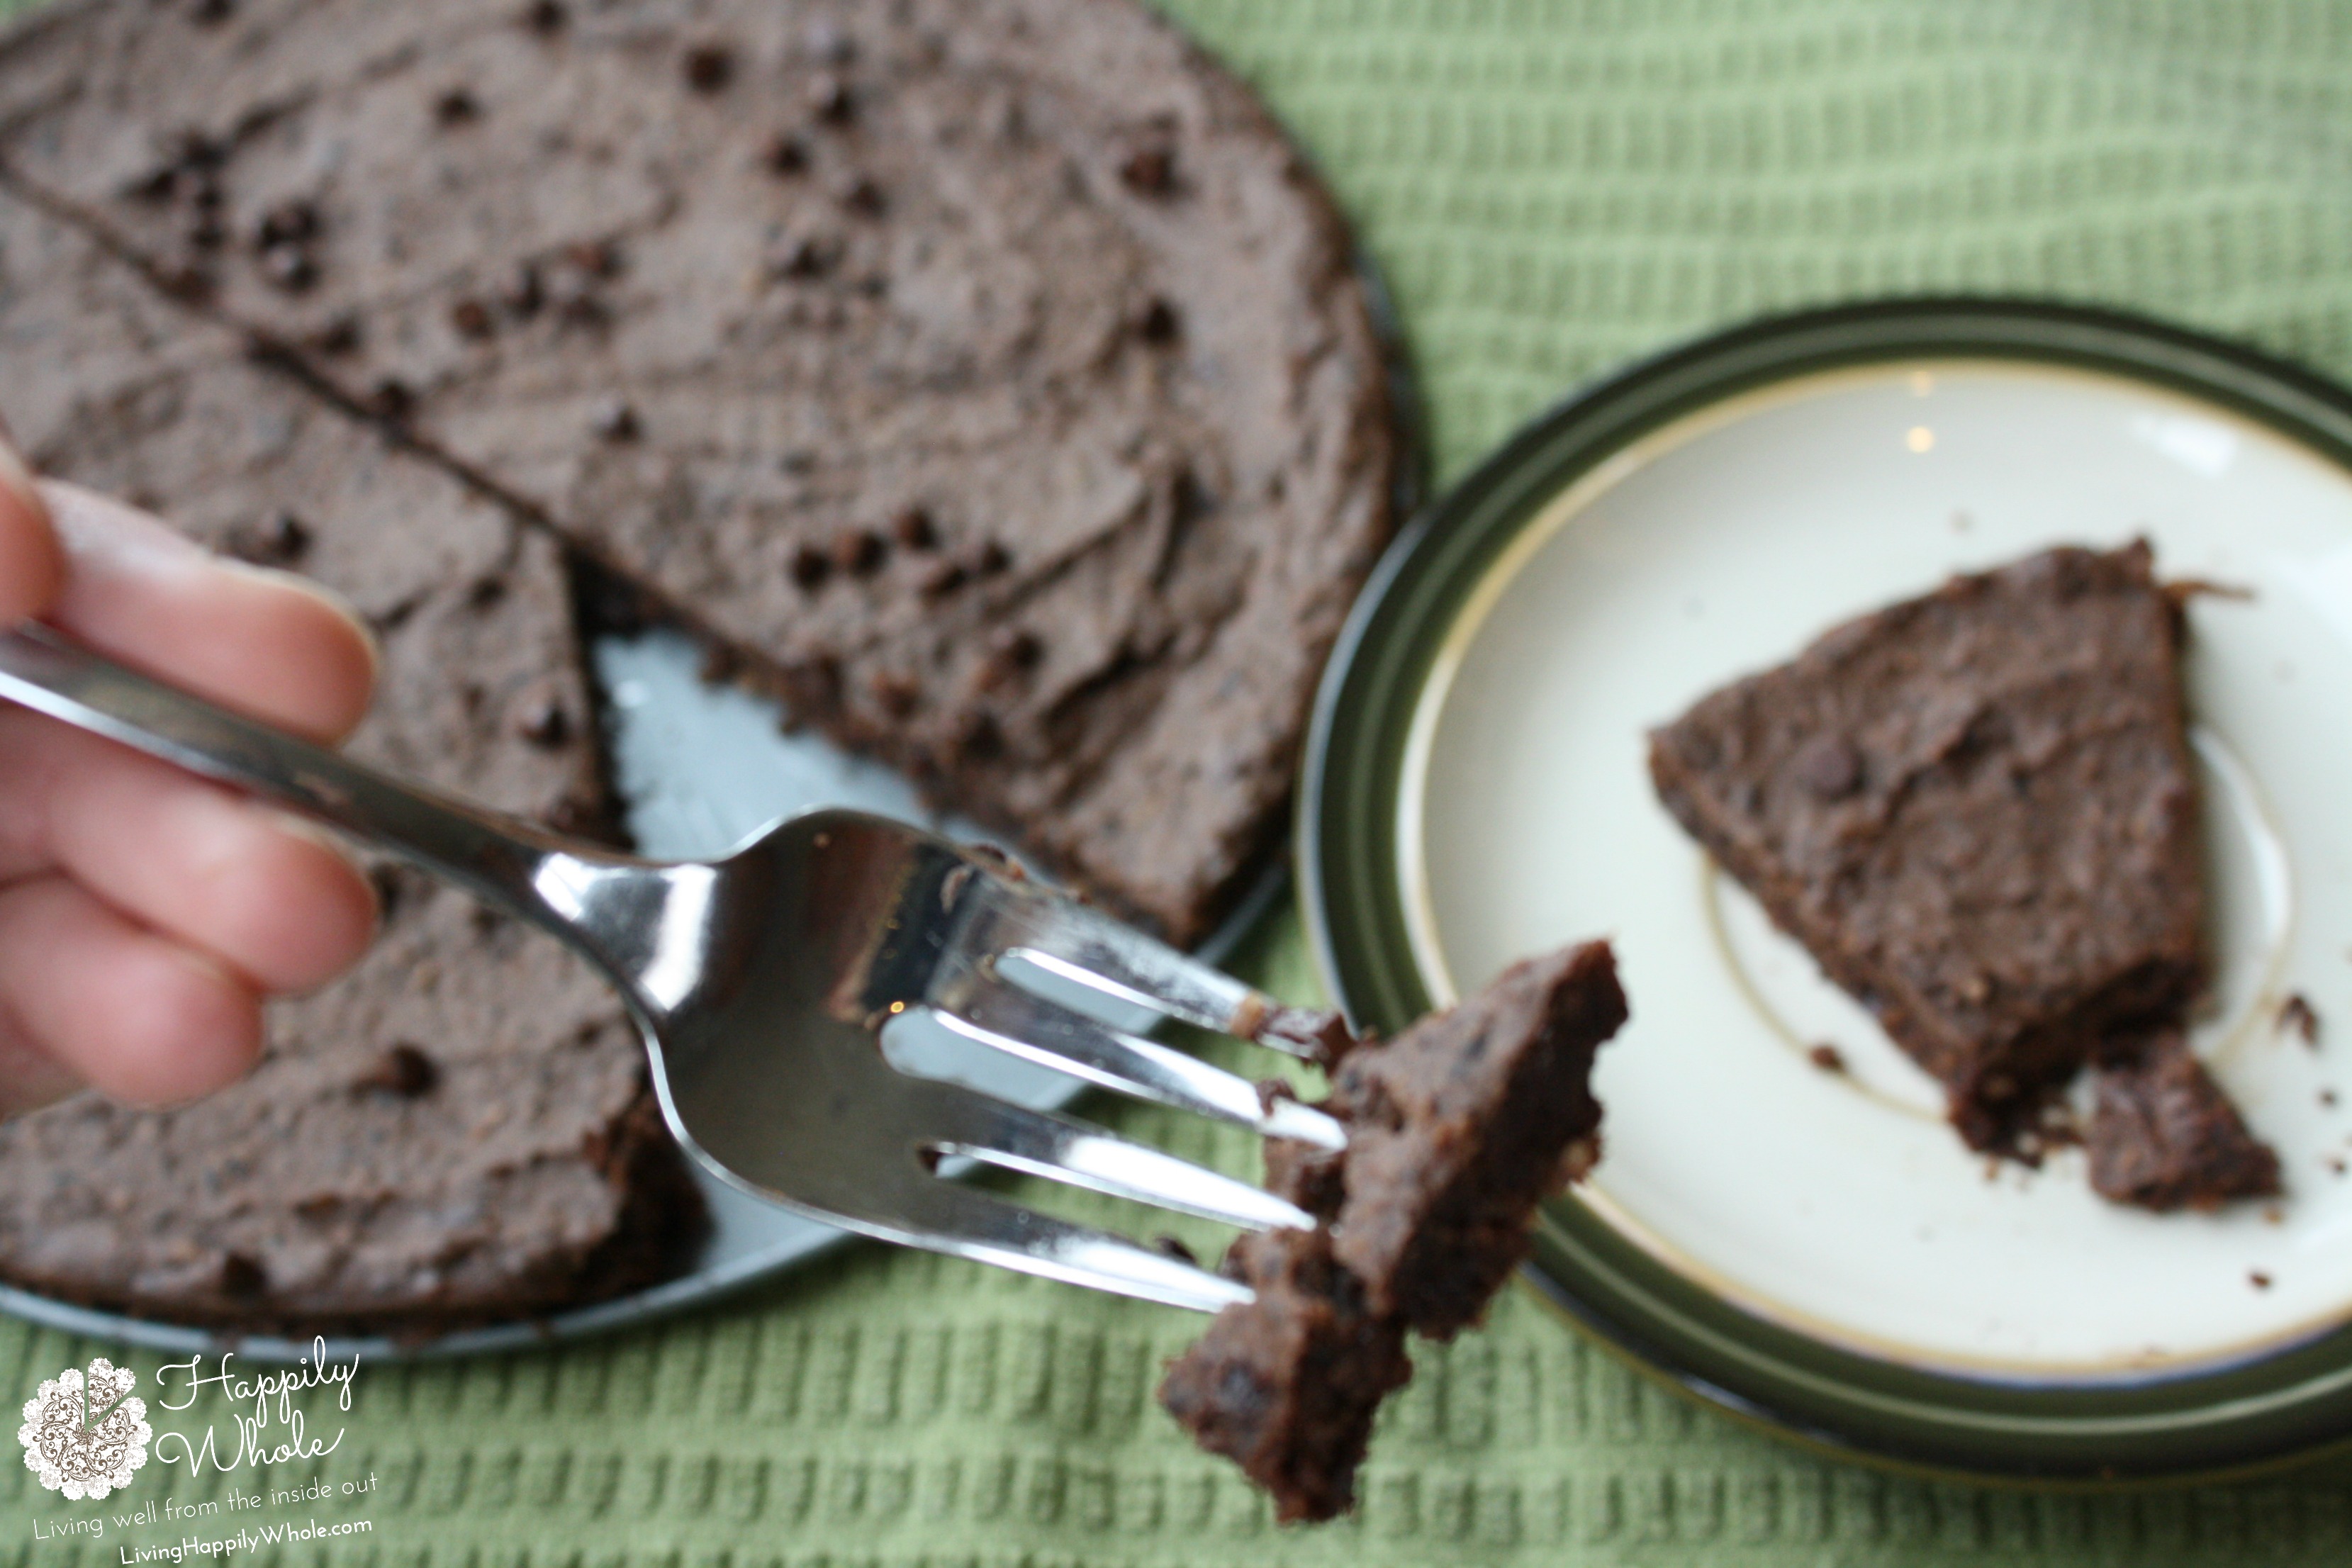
38;480;378;745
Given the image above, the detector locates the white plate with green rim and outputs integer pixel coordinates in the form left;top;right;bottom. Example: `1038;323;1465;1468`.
1299;298;2352;1480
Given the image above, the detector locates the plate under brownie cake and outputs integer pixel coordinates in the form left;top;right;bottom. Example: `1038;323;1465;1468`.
1647;542;2280;1208
0;0;1400;1331
0;0;1401;946
0;191;702;1330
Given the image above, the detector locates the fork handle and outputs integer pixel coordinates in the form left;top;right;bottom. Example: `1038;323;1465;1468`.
0;622;636;948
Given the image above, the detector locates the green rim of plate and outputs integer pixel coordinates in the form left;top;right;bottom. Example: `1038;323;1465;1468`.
1297;296;2352;1484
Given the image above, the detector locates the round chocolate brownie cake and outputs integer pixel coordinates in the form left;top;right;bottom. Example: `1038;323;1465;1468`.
0;0;1399;1332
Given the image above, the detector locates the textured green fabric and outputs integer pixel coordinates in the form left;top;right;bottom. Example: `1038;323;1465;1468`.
12;0;2352;1561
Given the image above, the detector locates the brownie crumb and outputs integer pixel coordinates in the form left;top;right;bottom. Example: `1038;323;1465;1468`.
1808;1043;1847;1075
523;0;566;33
368;376;415;421
2251;1270;2273;1290
224;510;311;566
189;0;235;26
838;176;887;217
1151;1236;1198;1266
499;262;544;316
919;559;968;600
433;86;481;126
2278;994;2320;1046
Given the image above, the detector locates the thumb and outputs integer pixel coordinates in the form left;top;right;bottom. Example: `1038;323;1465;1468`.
0;427;62;625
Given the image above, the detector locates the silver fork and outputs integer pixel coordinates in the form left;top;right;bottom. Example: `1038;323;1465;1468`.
0;626;1348;1311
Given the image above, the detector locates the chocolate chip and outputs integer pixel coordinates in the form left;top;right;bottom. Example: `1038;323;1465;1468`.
449;297;495;339
1119;143;1177;196
831;528;887;576
589;398;640;442
762;132;809;176
1791;734;1863;800
304;313;363;356
1135;296;1180;344
838;176;886;217
225;510;310;566
766;234;841;281
189;0;235;24
892;507;936;550
870;670;919;717
219;1252;267;1297
369;376;415;420
157;262;215;302
992;627;1043;668
254;197;320;248
523;0;566;32
434;86;481;125
788;544;831;590
260;241;318;291
566;239;623;278
499;260;544;315
515;697;572;747
2278;993;2321;1046
683;43;734;93
973;541;1012;576
805;19;855;65
918;560;968;599
977;627;1041;690
953;710;1003;759
810;72;855;124
356;1043;440;1098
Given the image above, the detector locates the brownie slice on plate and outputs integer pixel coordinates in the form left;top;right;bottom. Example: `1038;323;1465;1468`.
1650;542;2281;1205
0;194;702;1332
1648;543;2219;1154
1162;941;1626;1522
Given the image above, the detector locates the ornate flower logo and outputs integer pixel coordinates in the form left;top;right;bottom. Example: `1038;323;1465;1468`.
18;1357;150;1501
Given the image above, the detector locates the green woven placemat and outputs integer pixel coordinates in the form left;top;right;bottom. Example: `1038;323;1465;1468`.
12;0;2352;1561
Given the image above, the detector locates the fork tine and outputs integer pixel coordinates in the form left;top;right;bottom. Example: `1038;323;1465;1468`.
926;973;1348;1149
841;1178;1252;1313
981;885;1279;1039
918;1088;1318;1233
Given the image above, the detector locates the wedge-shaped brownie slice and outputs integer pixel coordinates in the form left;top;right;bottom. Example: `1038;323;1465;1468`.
0;195;701;1331
1163;940;1625;1522
1649;543;2212;1154
2087;1032;2281;1211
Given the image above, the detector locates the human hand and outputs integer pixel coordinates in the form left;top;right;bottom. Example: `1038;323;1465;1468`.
0;438;379;1119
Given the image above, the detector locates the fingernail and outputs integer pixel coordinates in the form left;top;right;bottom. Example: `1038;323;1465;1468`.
0;439;48;522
